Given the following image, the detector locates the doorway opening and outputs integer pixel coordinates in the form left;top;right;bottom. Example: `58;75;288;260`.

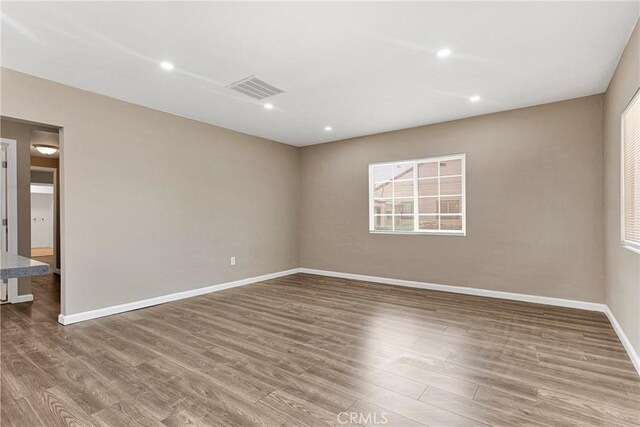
30;170;56;263
0;117;62;313
30;129;61;308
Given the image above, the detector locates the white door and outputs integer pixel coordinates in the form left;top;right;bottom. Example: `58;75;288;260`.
0;138;18;303
1;144;7;301
31;188;54;248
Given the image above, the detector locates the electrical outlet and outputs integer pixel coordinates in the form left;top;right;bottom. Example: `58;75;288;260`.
230;256;236;266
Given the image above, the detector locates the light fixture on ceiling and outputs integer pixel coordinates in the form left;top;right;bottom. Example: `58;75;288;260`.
469;95;481;103
33;144;59;155
263;103;274;110
160;61;174;71
324;126;333;132
436;48;452;58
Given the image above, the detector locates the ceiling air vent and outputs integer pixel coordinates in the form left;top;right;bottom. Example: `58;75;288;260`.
227;76;284;100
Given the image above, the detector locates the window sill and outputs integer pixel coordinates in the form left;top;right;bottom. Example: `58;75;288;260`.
369;230;466;237
622;241;640;255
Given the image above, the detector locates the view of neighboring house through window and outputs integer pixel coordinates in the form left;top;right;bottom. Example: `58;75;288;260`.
369;153;466;234
622;89;640;253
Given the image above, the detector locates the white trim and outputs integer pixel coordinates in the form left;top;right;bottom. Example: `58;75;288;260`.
370;230;465;237
1;138;19;303
30;184;54;194
622;242;640;255
604;306;640;376
298;268;605;311
14;294;34;303
57;268;300;325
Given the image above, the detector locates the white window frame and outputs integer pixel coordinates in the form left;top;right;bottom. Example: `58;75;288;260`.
621;88;640;254
369;153;466;236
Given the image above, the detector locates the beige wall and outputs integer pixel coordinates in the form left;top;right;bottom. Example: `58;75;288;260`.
300;95;605;302
0;118;59;295
604;20;640;355
0;68;300;315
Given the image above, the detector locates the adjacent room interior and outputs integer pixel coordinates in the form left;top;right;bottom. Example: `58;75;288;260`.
0;2;639;426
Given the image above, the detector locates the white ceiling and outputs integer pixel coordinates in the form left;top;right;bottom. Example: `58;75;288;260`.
1;2;638;146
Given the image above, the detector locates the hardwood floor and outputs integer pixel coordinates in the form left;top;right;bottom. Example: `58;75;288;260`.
31;247;54;257
1;273;639;426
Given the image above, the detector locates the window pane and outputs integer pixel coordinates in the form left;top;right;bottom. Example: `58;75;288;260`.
418;215;439;230
623;91;640;246
440;159;462;176
372;164;394;183
374;215;393;231
394;180;413;197
374;199;393;215
418;178;438;196
440;215;462;231
439;196;462;214
395;215;414;231
440;176;462;195
394;199;414;215
418;162;438;178
394;163;414;180
418;197;438;214
373;182;392;198
370;154;464;235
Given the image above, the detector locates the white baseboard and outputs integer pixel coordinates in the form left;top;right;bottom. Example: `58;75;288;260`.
57;268;300;325
604;306;640;375
14;294;34;303
298;268;606;312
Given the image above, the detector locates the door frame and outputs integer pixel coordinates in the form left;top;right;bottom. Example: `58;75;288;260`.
31;166;59;274
1;137;19;303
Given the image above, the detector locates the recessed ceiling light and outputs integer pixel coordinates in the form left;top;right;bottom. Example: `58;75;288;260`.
160;61;174;71
324;126;333;131
437;48;452;58
263;103;274;110
469;95;481;103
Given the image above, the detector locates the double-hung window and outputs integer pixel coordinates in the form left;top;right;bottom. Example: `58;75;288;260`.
622;89;640;253
369;153;466;235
